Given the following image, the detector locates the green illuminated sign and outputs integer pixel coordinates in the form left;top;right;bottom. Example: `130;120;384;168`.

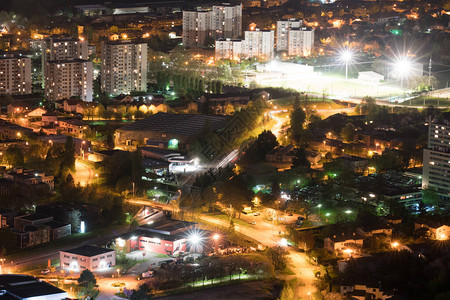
168;139;179;149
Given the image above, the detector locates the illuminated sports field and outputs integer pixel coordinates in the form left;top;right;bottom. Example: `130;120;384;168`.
247;65;405;100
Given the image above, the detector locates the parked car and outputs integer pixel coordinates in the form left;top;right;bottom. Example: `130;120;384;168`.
41;269;50;274
253;212;260;216
142;271;154;278
250;220;256;225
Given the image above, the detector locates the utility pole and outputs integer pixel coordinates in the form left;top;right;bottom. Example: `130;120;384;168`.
428;57;432;87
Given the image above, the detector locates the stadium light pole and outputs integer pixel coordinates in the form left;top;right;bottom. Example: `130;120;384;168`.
394;57;411;89
340;50;353;80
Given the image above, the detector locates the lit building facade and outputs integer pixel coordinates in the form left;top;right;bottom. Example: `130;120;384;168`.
182;4;242;48
243;29;274;59
45;59;93;102
101;41;148;95
60;245;116;272
0;54;31;95
422;120;450;201
215;38;243;60
276;19;314;56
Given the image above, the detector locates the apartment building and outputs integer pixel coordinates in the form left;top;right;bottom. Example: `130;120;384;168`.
101;41;148;95
182;4;242;48
42;36;88;64
422;119;450;201
45;59;93;102
276;19;314;56
276;19;303;52
243;29;274;59
215;38;243;60
211;4;242;39
0;54;31;95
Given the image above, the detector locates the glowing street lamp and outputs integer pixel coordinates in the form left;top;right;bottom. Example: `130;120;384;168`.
340;49;353;80
391;242;399;249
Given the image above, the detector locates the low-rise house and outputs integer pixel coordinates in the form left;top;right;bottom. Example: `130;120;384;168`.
63;99;84;113
357;224;393;237
60;245;116;272
4;168;54;190
266;145;297;164
0;139;28;152
42;111;58;125
324;233;364;254
58;119;88;137
7;102;31;115
414;220;450;240
0;120;33;139
305;150;322;166
13;214;71;248
340;284;394;300
0;208;14;228
38;135;91;157
27;107;47;117
336;155;368;173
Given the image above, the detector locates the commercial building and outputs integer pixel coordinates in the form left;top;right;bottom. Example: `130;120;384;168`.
182;4;242;48
422;119;450;201
101;41;148;95
0;274;68;300
116;219;198;255
44;59;93;102
60;245;116;272
276;19;314;56
115;112;228;150
215;38;243;60
0;54;31;95
243;29;274;59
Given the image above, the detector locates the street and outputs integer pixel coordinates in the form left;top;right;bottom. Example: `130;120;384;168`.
73;159;96;186
200;214;317;299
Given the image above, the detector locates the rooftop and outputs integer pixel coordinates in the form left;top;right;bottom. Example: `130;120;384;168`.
62;245;114;257
118;112;228;137
16;214;51;221
137;219;197;235
0;274;67;299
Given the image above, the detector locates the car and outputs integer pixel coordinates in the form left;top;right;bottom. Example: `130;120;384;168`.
250;220;256;225
253;212;260;216
141;271;154;278
41;269;50;274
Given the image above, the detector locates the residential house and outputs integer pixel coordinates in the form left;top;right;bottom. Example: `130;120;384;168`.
60;245;115;272
324;233;364;254
0;208;14;228
63;99;84;113
27;107;47;117
357;224;393;238
414;220;450;240
336;155;369;173
42;112;58;125
266;145;297;164
7;102;32;115
4;168;54;190
340;284;394;300
58;119;88;138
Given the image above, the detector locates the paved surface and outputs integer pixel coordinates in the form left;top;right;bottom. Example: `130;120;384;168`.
200;214;317;299
73;159;95;186
97;276;138;300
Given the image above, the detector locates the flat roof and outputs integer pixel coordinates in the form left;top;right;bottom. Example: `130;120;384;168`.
118;112;228;137
17;214;51;221
0;275;67;299
137;219;197;235
62;245;114;257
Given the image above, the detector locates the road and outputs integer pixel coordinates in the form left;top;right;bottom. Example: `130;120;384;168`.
73;159;96;186
200;214;316;299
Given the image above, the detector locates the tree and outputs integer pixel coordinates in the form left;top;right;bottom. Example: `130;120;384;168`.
243;130;279;163
292;148;311;168
4;146;24;166
105;132;115;150
78;269;97;287
266;246;289;271
340;123;355;142
130;284;154;300
290;108;306;143
422;188;444;208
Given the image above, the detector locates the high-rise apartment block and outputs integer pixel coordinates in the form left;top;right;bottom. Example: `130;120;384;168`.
243;29;274;59
43;36;92;102
422;119;450;201
276;19;314;56
215;38;243;60
0;54;31;95
45;60;93;102
101;41;148;96
182;4;242;48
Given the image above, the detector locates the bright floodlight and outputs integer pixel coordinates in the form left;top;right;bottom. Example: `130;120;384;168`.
393;56;412;88
213;234;220;241
340;50;352;62
280;238;288;247
189;233;201;245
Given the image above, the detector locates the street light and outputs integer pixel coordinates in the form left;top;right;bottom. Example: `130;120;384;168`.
340;49;353;80
116;268;120;278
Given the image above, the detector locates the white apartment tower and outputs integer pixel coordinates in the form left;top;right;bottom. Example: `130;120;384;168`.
276;19;303;52
101;41;148;96
45;60;93;102
43;36;92;102
276;19;314;56
182;10;212;48
422;119;450;201
211;4;242;39
243;29;274;59
182;4;242;48
215;38;243;60
0;54;31;95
